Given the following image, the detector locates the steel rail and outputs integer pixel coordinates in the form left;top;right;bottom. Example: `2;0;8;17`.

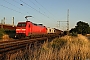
0;37;47;54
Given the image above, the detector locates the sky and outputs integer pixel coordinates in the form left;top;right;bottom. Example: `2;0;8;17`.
0;0;90;30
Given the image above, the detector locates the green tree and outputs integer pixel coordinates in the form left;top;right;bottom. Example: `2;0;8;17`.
70;21;90;35
0;28;5;38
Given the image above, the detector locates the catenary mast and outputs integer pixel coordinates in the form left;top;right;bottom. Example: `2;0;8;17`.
67;9;69;35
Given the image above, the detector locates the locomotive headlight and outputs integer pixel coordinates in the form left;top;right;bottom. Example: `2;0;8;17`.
22;29;26;31
16;29;20;31
16;29;26;33
22;29;26;33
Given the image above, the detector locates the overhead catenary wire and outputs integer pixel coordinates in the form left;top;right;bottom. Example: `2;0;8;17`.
12;0;43;20
12;0;20;4
34;0;50;14
34;0;56;20
3;0;37;20
28;0;46;14
20;0;50;19
0;5;25;15
28;0;40;10
1;0;55;22
13;0;50;19
3;0;30;14
28;0;49;19
3;0;21;9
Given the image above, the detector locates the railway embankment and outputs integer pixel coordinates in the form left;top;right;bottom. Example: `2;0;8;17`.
39;34;90;60
0;33;90;60
3;34;90;60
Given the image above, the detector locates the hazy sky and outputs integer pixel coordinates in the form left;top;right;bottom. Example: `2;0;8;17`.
0;0;90;30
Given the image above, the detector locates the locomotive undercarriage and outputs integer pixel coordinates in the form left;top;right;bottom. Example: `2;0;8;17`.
15;33;26;39
15;33;60;39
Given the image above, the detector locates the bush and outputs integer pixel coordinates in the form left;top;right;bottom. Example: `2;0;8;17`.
71;32;78;36
41;35;90;60
51;38;67;50
0;29;5;38
0;29;16;39
4;29;16;38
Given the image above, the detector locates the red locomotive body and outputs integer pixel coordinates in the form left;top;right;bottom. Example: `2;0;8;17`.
16;21;47;38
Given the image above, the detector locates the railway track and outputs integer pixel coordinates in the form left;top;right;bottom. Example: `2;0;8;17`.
0;34;60;60
0;34;59;53
0;37;47;54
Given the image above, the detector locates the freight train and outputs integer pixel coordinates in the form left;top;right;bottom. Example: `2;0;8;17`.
15;20;63;38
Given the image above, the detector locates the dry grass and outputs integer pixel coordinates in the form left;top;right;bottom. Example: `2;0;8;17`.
5;50;29;60
8;34;90;60
39;34;90;60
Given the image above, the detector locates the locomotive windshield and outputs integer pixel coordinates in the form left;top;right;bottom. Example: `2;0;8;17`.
17;23;26;27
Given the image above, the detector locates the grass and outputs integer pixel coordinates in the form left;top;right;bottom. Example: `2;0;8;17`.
6;34;90;60
40;34;90;60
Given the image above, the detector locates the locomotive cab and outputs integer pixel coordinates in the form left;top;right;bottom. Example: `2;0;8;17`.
15;21;32;38
15;22;26;38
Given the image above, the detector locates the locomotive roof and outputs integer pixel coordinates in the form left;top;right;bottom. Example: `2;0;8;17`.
18;22;26;23
18;21;45;27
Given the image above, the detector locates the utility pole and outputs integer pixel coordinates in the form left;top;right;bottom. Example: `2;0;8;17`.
4;17;5;24
57;9;70;35
57;21;67;29
1;19;3;29
67;9;69;35
12;17;14;27
57;21;60;29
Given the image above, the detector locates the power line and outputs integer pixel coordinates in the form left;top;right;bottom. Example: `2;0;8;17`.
29;0;46;15
57;9;70;35
12;0;43;20
57;21;67;29
4;0;40;20
29;0;53;20
34;0;56;20
13;0;20;4
0;0;52;23
0;5;25;15
1;0;55;22
3;0;20;9
34;0;49;13
29;0;40;10
13;0;54;20
20;0;50;19
3;0;30;14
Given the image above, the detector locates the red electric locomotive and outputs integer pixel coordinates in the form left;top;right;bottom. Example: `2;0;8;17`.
15;16;63;38
15;20;47;38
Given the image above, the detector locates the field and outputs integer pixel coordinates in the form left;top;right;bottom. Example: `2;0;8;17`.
36;34;90;60
8;34;90;60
